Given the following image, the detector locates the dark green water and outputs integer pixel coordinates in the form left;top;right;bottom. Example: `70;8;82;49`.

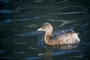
0;0;90;60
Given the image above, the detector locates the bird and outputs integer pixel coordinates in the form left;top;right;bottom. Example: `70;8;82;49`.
37;22;80;45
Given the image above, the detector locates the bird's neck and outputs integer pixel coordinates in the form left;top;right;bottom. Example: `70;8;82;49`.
44;31;52;44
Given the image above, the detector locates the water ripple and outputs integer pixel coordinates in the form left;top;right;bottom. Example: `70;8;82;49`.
0;0;10;4
0;19;11;24
13;51;25;54
52;0;69;4
16;31;44;37
52;50;83;56
80;23;89;27
47;19;78;27
16;15;47;21
53;6;88;10
0;9;15;13
26;56;42;60
49;11;87;14
49;6;88;14
0;49;5;53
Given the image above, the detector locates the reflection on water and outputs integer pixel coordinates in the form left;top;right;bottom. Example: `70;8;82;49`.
0;0;90;60
38;44;79;60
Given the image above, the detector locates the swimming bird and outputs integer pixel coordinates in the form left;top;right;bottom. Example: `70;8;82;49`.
37;22;80;45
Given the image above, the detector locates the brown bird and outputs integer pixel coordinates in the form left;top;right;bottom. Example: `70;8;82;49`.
37;22;80;45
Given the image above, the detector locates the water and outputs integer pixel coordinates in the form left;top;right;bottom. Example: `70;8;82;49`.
0;0;90;60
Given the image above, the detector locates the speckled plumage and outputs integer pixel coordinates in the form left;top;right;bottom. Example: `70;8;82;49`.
52;30;74;39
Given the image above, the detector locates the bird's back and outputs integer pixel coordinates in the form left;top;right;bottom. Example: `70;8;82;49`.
52;30;74;39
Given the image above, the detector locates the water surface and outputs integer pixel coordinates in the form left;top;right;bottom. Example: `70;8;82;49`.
0;0;90;60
